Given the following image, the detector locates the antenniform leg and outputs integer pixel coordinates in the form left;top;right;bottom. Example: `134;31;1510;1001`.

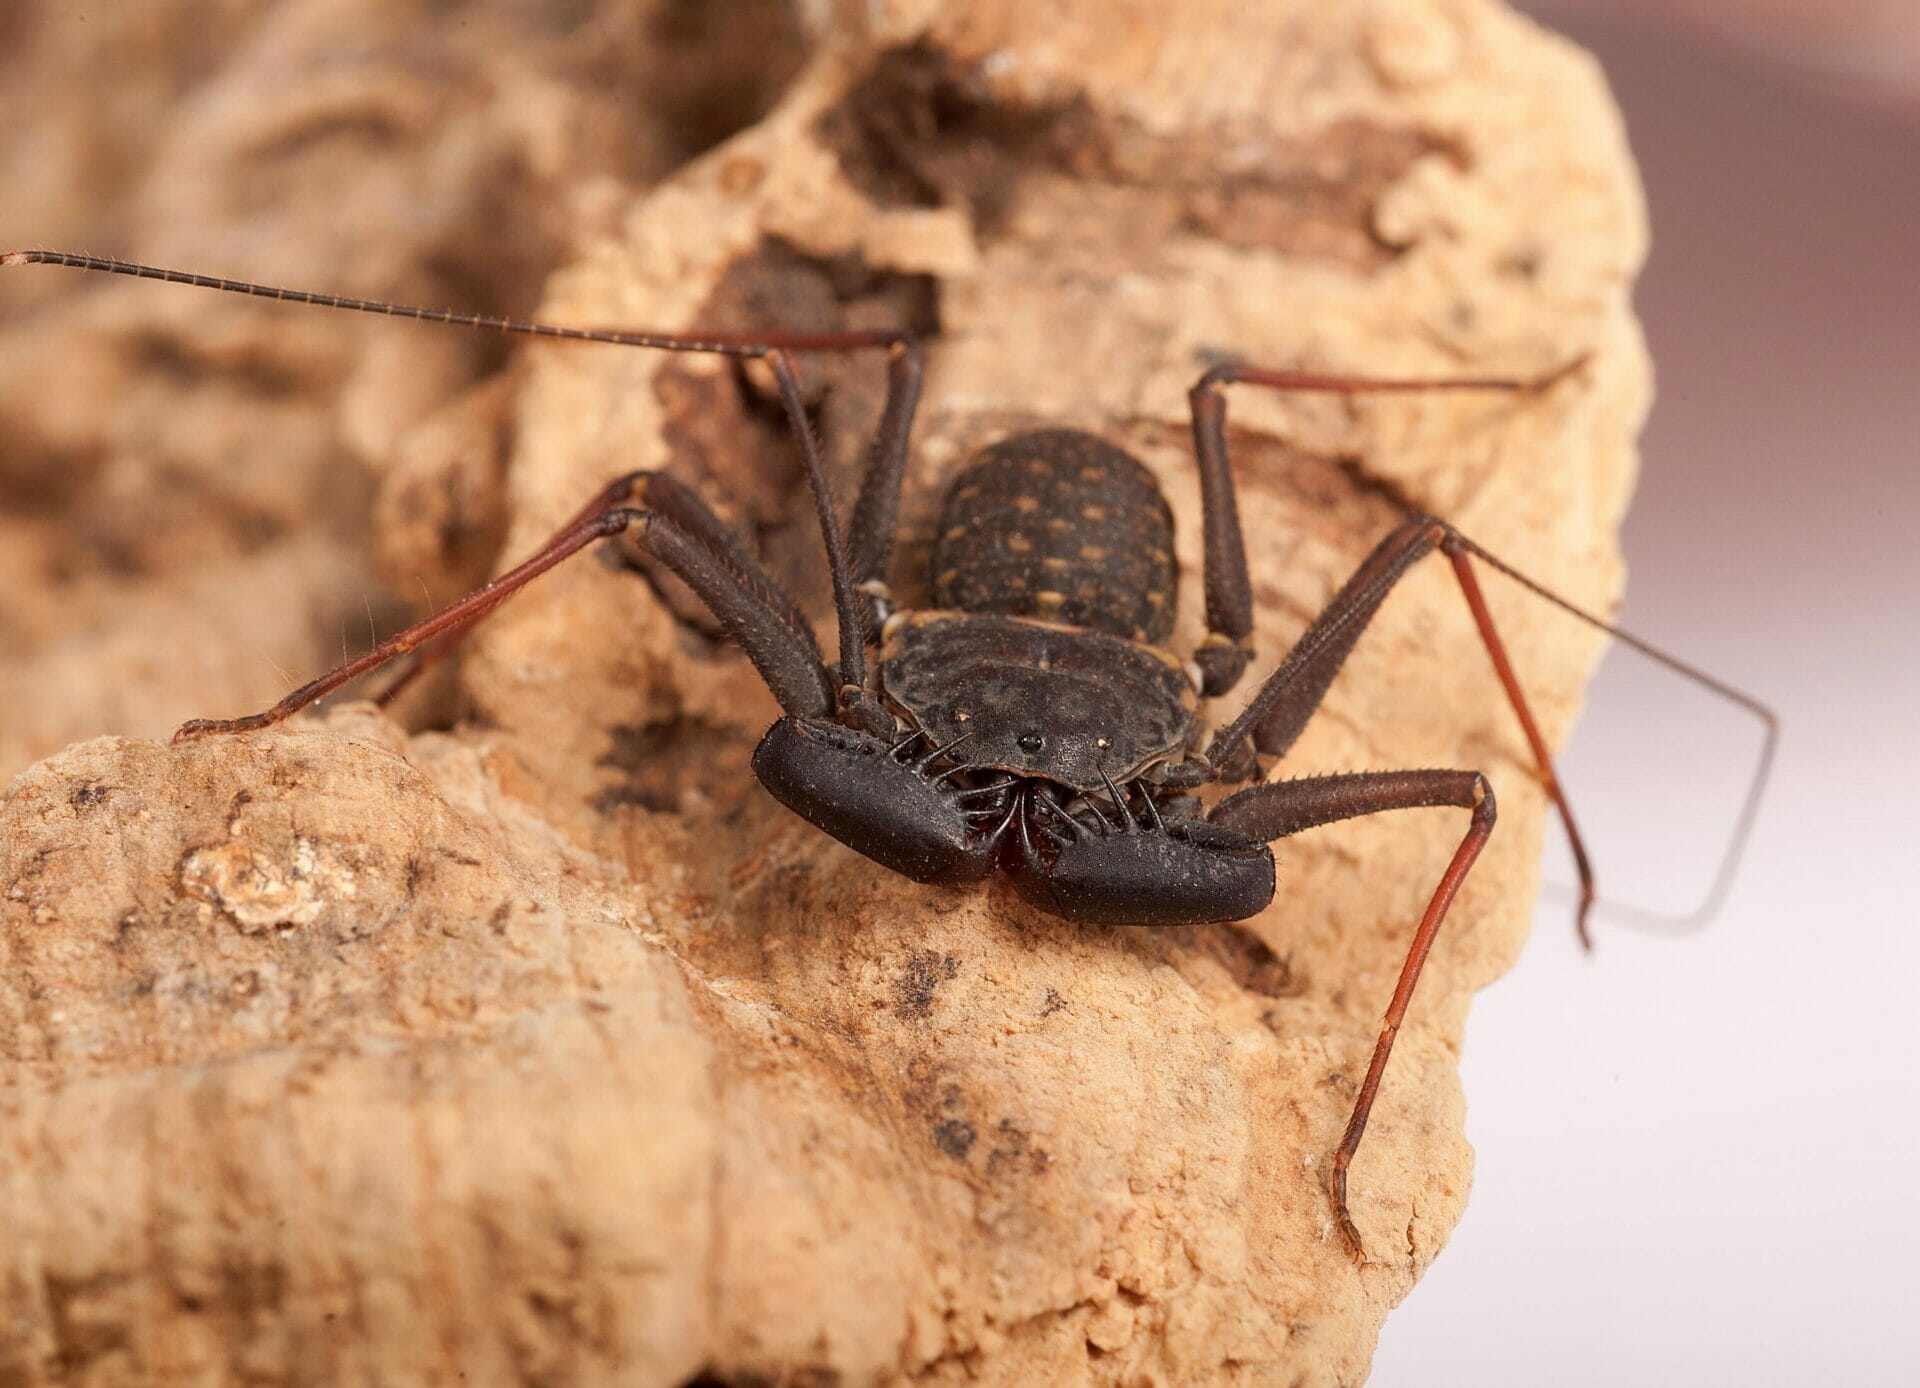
384;339;925;721
1210;770;1496;1259
0;252;917;731
1182;356;1581;697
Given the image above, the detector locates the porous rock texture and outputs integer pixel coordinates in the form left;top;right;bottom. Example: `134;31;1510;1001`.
0;1;1648;1383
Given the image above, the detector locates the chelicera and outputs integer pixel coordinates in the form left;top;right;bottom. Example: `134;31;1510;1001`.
1;249;1774;1257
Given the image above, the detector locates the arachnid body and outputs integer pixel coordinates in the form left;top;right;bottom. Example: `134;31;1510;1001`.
0;249;1771;1256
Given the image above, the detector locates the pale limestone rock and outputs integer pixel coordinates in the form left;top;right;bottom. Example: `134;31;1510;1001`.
1;1;1646;1382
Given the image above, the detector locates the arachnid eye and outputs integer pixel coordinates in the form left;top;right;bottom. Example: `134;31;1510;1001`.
1017;732;1045;754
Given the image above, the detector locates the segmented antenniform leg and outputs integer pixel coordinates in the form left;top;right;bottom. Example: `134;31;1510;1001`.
1182;356;1580;697
1210;769;1497;1259
1193;355;1777;927
0;253;921;738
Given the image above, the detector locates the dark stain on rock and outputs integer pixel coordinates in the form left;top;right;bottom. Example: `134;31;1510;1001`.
1169;921;1300;999
653;357;798;534
69;782;108;809
1333;449;1426;523
902;1055;983;1169
815;40;1097;234
594;717;744;815
985;1117;1052;1181
893;949;960;1020
642;0;813;163
1040;986;1068;1017
45;1269;135;1374
635;236;938;623
816;41;1461;267
486;900;513;937
679;1368;841;1388
931;1117;977;1160
1175;117;1464;263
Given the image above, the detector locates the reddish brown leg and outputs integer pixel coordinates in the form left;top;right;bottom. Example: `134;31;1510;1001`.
1210;769;1497;1259
1447;546;1595;945
1197;353;1776;933
372;471;659;708
1203;515;1600;944
2;249;916;713
176;488;841;739
1183;355;1584;696
177;504;639;739
1331;783;1494;1260
368;637;449;709
372;469;818;708
1443;530;1781;926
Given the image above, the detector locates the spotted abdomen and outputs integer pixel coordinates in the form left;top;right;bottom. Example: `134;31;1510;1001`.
930;429;1178;643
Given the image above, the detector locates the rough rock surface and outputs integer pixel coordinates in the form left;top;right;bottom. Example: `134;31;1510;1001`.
0;1;1648;1383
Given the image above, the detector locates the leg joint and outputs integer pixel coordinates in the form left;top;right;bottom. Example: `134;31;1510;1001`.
1193;361;1241;397
1468;772;1497;828
591;506;651;540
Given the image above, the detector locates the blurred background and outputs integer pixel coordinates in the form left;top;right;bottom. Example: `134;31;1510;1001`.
1376;2;1920;1383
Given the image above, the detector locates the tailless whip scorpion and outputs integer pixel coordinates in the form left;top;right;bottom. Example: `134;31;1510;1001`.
0;247;1776;1256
